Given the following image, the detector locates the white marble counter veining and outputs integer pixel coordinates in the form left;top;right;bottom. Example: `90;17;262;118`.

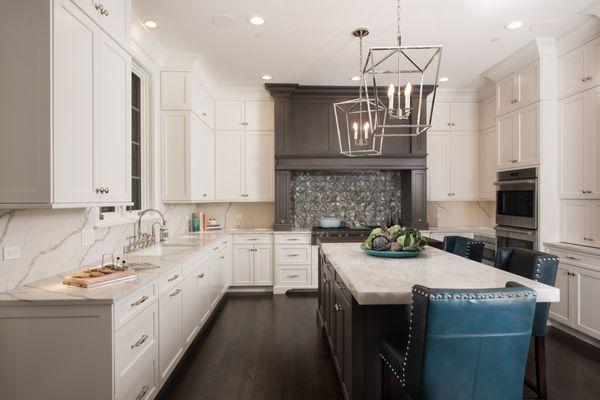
424;226;496;237
0;233;230;306
321;243;560;305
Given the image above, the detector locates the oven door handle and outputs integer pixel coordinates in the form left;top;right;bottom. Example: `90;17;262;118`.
494;179;537;185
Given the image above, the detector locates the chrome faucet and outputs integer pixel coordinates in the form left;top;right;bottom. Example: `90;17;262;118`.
124;209;169;253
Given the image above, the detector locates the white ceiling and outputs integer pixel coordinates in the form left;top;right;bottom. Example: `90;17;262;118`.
133;0;591;89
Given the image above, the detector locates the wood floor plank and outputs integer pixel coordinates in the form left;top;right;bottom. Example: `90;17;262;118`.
157;293;600;400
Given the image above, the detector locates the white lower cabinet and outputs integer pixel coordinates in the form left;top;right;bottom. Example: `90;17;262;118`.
547;246;600;341
158;283;184;384
232;243;274;286
561;200;600;248
273;233;315;294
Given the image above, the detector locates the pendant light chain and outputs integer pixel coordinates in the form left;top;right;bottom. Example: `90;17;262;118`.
396;0;402;46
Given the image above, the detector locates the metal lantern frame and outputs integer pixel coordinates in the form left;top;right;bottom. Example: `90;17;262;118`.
362;45;443;138
333;27;388;157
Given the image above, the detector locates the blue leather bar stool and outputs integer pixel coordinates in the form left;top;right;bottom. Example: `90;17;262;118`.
495;248;559;400
379;283;537;400
442;235;485;262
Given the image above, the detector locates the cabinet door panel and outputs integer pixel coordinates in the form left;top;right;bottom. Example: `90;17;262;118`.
518;62;539;106
233;245;254;286
95;0;130;49
590;202;600;247
53;1;99;203
245;101;274;130
215;101;244;131
159;287;183;383
496;113;516;170
450;132;479;200
191;116;215;201
254;245;273;286
480;128;497;200
574;268;600;340
196;265;210;324
450;102;479;131
549;265;573;326
589;88;600;198
98;32;131;203
496;75;516;115
245;132;274;201
481;97;496;130
558;45;590;97
426;132;450;201
208;256;220;308
181;273;199;347
561;201;588;246
559;93;586;198
429;101;451;131
517;103;539;167
215;132;244;200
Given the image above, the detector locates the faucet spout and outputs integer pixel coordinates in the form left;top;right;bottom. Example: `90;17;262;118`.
136;209;167;237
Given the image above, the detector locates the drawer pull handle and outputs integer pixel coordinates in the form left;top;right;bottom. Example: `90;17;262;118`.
213;247;220;251
287;238;300;241
335;282;344;289
131;296;149;307
168;274;180;282
247;238;260;241
197;273;205;279
223;241;229;244
323;278;328;284
287;253;300;257
170;289;181;297
286;274;300;278
131;334;149;349
334;304;343;312
136;385;149;400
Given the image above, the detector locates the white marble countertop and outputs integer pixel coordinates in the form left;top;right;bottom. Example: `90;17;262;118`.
321;243;559;305
0;233;231;306
544;242;600;258
424;226;496;237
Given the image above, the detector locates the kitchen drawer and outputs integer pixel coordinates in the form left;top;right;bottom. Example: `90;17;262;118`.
276;245;311;265
546;247;600;273
116;344;158;400
276;268;310;286
275;233;310;245
115;302;158;392
159;266;183;295
114;281;157;330
233;234;273;245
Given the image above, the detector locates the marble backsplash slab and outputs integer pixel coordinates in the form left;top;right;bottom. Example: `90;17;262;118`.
291;171;402;228
0;202;274;293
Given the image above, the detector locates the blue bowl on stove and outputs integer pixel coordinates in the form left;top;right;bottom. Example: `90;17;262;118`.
319;218;342;229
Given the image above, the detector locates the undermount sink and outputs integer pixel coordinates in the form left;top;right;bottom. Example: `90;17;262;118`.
133;246;189;257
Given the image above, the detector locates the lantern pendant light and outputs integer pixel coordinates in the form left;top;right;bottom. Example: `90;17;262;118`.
363;0;443;137
333;28;387;157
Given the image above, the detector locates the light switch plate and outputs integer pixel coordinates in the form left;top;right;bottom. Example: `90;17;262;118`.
82;229;95;246
3;245;20;261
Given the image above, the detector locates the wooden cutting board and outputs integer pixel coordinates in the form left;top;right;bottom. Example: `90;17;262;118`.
63;267;137;288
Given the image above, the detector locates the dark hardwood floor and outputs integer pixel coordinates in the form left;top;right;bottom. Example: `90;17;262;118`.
157;293;600;400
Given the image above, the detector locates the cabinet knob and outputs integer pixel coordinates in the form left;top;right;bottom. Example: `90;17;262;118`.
197;273;205;279
105;187;109;194
102;8;109;16
202;193;207;197
202;112;207;116
334;304;343;312
323;278;327;284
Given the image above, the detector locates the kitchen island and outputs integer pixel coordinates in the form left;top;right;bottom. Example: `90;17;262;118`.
317;242;560;400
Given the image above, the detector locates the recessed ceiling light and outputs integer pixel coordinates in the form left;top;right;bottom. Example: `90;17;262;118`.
350;76;361;81
506;20;524;30
438;77;449;82
249;16;265;26
261;75;273;80
144;20;158;29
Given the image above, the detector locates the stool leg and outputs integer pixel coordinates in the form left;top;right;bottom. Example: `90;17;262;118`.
534;336;548;400
381;358;390;400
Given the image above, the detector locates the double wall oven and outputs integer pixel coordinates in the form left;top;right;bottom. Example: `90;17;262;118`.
495;168;538;250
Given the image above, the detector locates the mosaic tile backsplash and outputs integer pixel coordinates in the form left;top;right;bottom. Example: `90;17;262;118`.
291;171;402;228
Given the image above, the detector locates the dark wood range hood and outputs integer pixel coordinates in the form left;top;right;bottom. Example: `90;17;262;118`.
264;83;433;231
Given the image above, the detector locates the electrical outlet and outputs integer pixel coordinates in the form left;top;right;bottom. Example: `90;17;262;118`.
3;245;21;261
82;229;95;246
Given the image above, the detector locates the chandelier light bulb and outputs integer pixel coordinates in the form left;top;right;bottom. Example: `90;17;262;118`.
364;122;370;140
388;84;395;110
404;82;412;110
353;122;359;140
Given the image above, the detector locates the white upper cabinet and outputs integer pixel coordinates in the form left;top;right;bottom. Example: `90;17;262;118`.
215;100;274;131
496;102;539;171
496;61;539;116
481;97;496;130
558;37;600;98
161;71;214;129
98;31;131;203
215;132;245;201
0;0;131;208
429;101;479;131
427;131;479;201
244;132;275;201
70;0;131;50
559;88;600;199
480;127;497;200
161;111;215;202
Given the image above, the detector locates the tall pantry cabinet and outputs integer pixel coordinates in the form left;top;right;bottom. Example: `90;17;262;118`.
0;0;132;208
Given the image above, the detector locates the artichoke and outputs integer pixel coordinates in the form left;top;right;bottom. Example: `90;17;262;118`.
372;235;391;251
390;242;403;252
